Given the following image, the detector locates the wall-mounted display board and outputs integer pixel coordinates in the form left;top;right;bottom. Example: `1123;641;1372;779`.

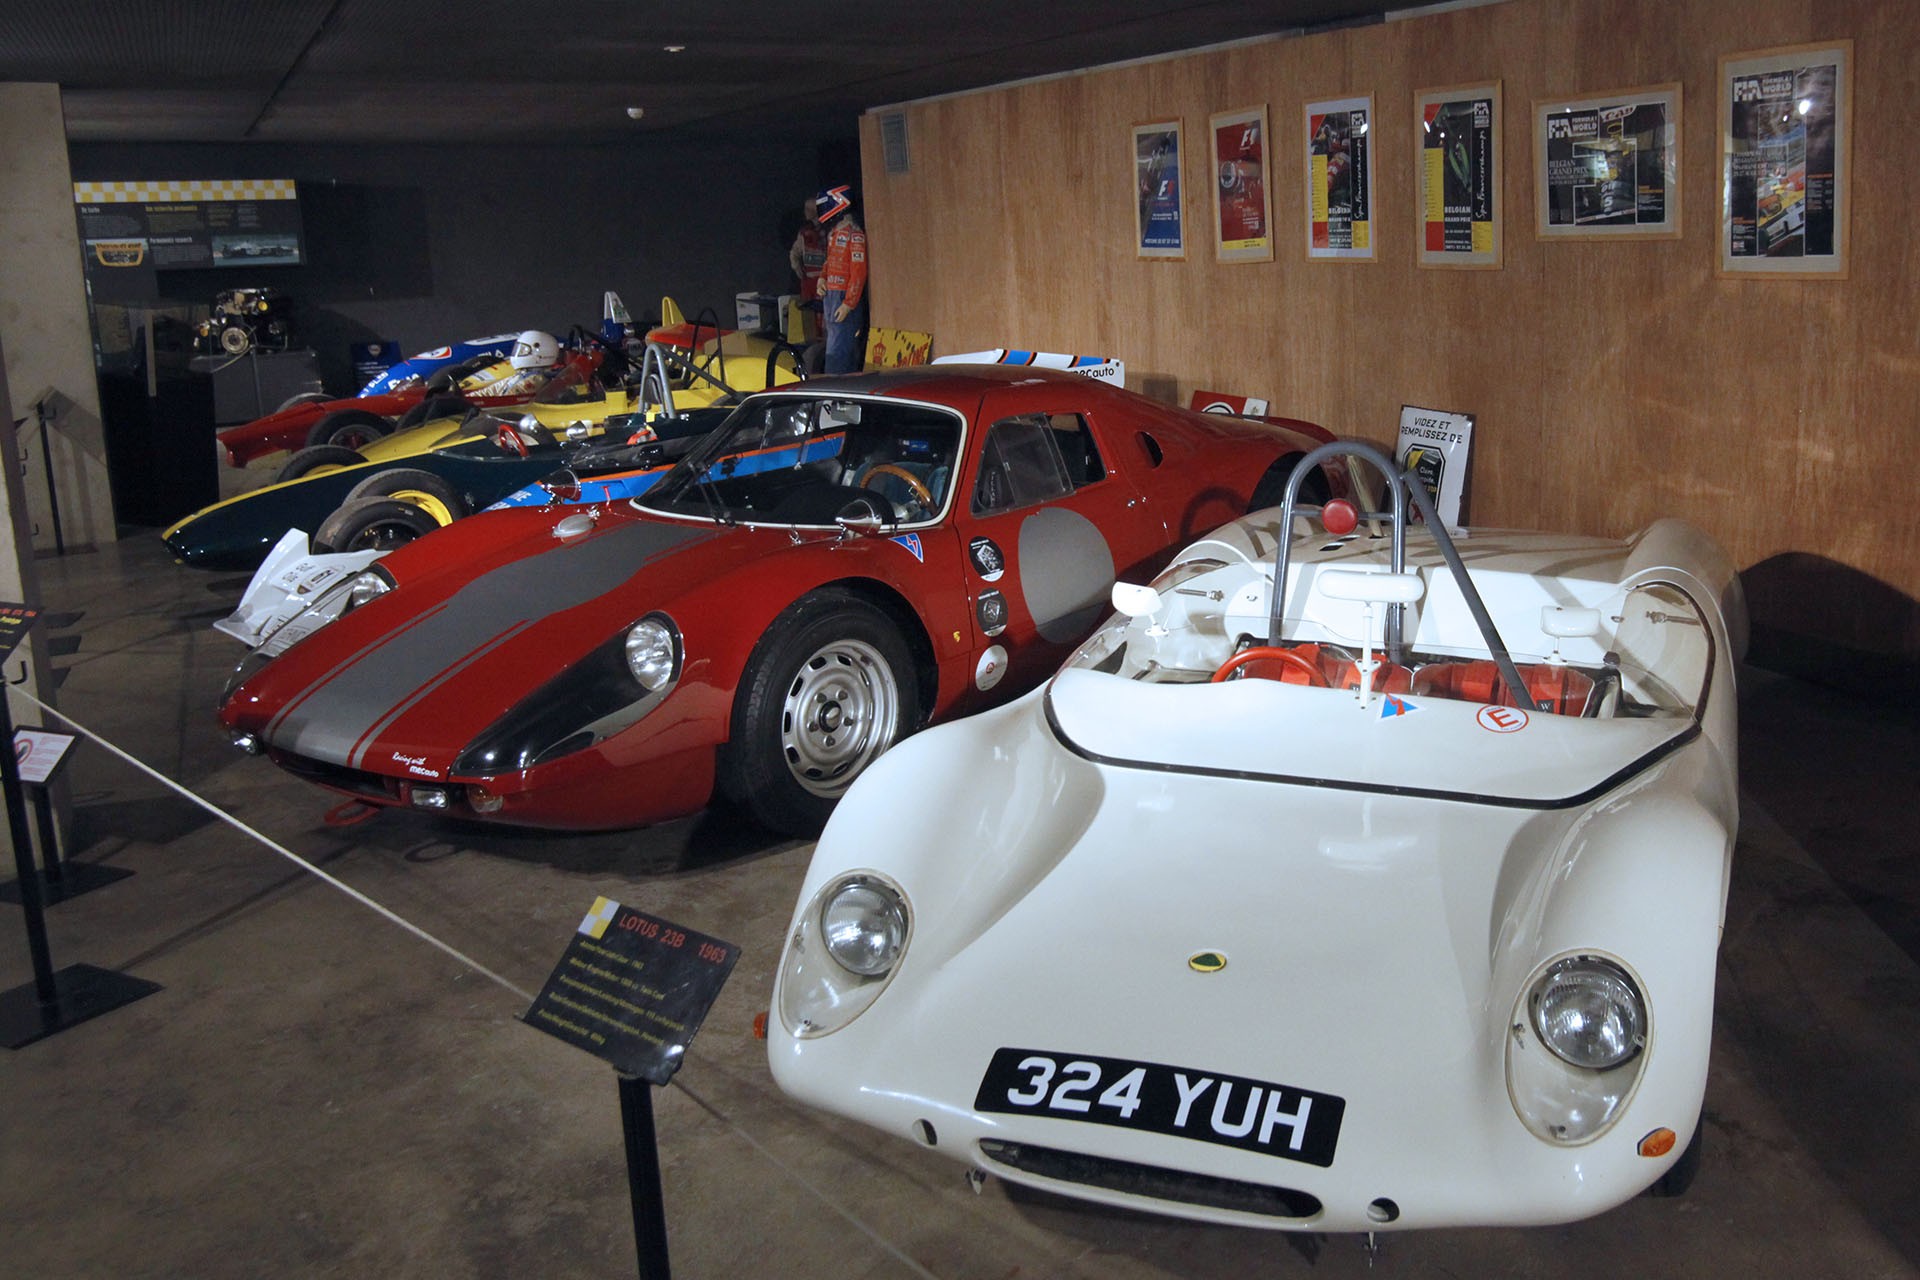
1415;83;1502;269
1534;85;1682;239
1209;105;1273;263
1132;120;1186;259
1304;95;1374;261
1718;42;1851;277
71;179;305;302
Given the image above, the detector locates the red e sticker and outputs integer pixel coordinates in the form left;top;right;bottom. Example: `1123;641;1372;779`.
1476;705;1529;733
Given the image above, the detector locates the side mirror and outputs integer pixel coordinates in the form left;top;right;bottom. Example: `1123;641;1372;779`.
834;498;888;537
1541;606;1602;638
1111;582;1163;617
1318;569;1424;604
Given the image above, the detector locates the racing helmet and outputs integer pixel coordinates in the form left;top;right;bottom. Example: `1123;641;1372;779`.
814;184;854;224
510;329;559;369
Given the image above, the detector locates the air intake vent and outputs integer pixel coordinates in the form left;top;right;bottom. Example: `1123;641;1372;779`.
978;1140;1321;1219
880;111;909;175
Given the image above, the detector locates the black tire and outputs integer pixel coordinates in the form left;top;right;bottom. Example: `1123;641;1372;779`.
343;467;468;525
723;591;919;837
274;390;332;413
393;394;469;432
305;408;391;451
1248;457;1330;515
1646;1114;1705;1198
313;496;443;554
274;445;368;485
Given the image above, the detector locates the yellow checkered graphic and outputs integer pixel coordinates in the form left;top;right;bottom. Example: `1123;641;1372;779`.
577;895;621;939
72;179;298;204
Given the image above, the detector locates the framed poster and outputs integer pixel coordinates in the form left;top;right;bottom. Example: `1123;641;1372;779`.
1534;85;1681;238
1209;105;1273;263
1718;41;1851;277
1415;82;1502;268
1305;95;1374;260
1133;119;1186;259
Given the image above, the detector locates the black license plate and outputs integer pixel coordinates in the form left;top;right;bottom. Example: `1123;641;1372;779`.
975;1047;1344;1168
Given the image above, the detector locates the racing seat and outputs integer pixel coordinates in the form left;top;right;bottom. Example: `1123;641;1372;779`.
1211;642;1413;692
1411;660;1595;716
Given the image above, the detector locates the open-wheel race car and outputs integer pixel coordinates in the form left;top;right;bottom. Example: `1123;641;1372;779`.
216;367;1347;835
769;441;1744;1231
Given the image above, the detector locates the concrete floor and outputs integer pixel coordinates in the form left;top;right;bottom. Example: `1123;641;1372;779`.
2;532;1916;1280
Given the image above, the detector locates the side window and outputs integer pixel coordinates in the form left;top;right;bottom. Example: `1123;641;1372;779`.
972;413;1106;515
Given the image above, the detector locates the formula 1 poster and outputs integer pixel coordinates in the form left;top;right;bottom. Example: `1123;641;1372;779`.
1210;105;1272;263
1416;83;1502;268
1133;120;1186;259
1535;86;1681;239
1306;95;1374;260
1719;42;1850;277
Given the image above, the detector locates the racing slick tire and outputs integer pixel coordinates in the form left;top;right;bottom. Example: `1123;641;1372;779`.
1248;456;1330;515
313;496;444;554
274;445;368;484
274;390;333;413
393;395;469;432
343;467;469;527
723;590;920;837
305;409;391;450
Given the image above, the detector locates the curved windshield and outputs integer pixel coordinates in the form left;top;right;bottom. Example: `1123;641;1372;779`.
640;395;963;527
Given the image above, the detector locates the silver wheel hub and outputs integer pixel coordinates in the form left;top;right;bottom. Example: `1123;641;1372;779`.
779;638;899;798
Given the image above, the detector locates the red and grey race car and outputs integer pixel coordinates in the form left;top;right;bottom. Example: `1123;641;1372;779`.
217;366;1348;835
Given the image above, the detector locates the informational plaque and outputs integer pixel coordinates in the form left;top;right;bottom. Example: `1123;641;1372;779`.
13;729;76;787
0;604;38;662
523;897;738;1084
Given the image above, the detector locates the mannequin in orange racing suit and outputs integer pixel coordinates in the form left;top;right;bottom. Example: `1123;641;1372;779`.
817;188;866;374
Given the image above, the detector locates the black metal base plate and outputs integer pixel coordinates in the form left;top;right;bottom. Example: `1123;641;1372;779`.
0;861;135;906
0;963;161;1049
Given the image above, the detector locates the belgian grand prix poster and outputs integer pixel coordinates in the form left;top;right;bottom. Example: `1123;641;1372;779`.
1417;83;1502;268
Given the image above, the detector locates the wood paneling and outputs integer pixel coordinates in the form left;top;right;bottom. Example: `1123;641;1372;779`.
860;0;1920;656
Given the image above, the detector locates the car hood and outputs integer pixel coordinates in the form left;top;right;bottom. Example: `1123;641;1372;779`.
223;505;739;774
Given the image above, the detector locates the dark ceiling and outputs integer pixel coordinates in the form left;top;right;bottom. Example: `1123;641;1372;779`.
0;0;1445;144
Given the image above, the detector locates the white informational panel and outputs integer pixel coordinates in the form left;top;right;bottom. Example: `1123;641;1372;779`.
1396;405;1475;531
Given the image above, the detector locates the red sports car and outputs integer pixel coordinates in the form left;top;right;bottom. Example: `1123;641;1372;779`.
218;366;1346;835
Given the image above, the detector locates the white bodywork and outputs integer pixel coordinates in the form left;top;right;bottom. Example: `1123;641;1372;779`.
769;506;1742;1232
215;530;382;656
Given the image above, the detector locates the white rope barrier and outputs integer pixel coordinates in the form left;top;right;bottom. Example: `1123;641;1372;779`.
14;687;949;1279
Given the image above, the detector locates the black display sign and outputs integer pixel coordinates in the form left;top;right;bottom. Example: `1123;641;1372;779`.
0;604;39;663
523;897;739;1084
72;180;306;302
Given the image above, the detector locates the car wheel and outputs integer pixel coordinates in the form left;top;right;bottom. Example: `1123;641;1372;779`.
343;467;468;527
725;591;919;837
305;408;391;451
1248;457;1330;515
274;390;333;413
313;496;443;554
274;444;368;484
393;395;469;432
1645;1113;1705;1198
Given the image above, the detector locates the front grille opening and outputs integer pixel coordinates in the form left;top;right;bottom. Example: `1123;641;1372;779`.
271;750;403;803
978;1139;1321;1220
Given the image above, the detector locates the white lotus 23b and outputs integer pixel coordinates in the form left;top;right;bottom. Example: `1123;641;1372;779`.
769;442;1744;1233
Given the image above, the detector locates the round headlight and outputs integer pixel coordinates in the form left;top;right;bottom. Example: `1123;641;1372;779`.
344;569;391;612
1529;957;1645;1070
624;616;678;690
820;876;907;977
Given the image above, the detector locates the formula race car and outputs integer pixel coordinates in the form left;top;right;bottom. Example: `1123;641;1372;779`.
216;367;1347;835
769;441;1744;1231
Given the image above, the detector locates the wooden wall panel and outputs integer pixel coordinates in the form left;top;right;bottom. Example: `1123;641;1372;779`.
859;0;1920;655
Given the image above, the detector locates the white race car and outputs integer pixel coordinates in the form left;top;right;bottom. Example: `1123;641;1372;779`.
769;442;1744;1233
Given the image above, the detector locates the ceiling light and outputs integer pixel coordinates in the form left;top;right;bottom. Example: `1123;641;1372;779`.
664;44;686;53
626;106;645;120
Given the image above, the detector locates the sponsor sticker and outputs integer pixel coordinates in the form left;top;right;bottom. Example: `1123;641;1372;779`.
976;590;1008;638
1476;705;1529;733
969;536;1004;581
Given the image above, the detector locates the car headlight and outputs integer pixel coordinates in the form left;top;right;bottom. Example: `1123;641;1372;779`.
624;617;678;691
1529;957;1645;1070
1507;952;1650;1144
777;872;910;1038
821;877;908;977
344;567;393;612
452;613;680;775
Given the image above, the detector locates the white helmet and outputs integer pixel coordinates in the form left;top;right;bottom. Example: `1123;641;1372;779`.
509;329;559;369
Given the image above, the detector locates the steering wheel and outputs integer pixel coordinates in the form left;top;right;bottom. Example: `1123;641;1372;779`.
1210;646;1326;685
495;423;530;458
858;463;933;508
